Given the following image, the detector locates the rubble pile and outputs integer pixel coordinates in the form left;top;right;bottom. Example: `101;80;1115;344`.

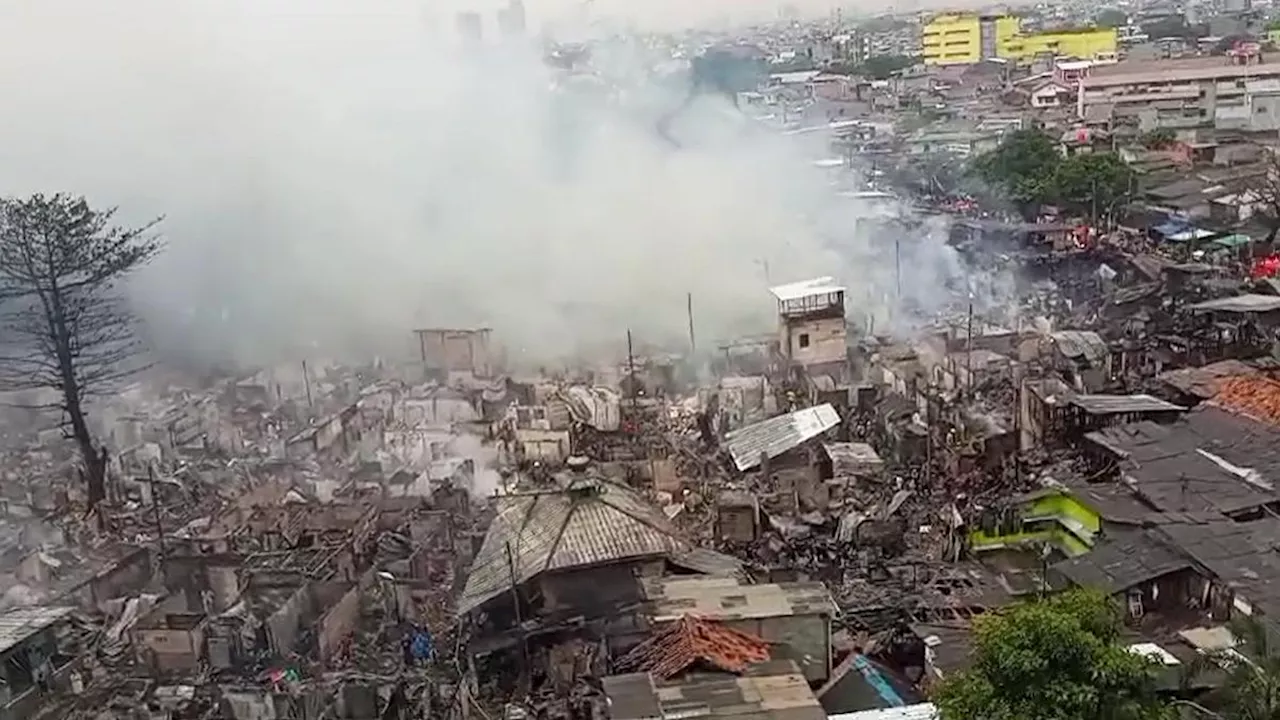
10;40;1280;720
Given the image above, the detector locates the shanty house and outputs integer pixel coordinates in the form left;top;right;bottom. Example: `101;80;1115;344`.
1042;330;1112;391
0;606;78;720
1083;404;1280;520
725;405;841;514
1050;528;1205;623
132;595;209;674
458;470;694;635
725;404;841;474
968;488;1102;557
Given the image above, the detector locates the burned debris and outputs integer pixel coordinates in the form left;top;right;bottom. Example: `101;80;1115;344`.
10;49;1280;720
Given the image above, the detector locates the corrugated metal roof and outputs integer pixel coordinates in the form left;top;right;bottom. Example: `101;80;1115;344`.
457;478;688;614
605;659;825;720
644;576;836;622
769;277;846;302
726;404;840;472
1049;330;1109;364
0;606;75;655
1070;394;1185;415
828;703;938;720
1190;294;1280;314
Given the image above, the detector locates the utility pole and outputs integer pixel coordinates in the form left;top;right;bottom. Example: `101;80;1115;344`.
148;465;166;561
965;301;974;402
686;293;697;353
1013;358;1023;485
301;360;313;408
1091;176;1099;228
627;329;638;412
504;542;529;669
894;237;902;300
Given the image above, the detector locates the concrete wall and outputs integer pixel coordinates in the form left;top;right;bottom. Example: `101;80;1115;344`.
717;502;757;542
416;328;493;376
727;614;830;683
401;397;479;426
56;547;153;612
134;624;206;672
514;428;570;464
780;317;847;366
318;571;372;664
267;585;311;657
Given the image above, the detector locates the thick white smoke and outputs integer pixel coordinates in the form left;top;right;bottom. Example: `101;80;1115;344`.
0;0;985;371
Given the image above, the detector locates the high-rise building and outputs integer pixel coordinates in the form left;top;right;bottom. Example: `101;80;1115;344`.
455;12;483;45
497;0;526;37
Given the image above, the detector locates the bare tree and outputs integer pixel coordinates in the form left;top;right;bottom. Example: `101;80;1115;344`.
0;194;162;512
1254;147;1280;245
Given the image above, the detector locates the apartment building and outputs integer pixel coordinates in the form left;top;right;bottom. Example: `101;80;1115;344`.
1077;48;1280;132
921;13;1117;65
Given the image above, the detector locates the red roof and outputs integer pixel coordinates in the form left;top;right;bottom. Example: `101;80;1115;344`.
1213;376;1280;426
618;615;771;679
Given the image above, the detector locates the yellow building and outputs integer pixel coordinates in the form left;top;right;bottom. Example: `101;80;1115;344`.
921;14;982;66
1000;27;1119;62
921;13;1117;65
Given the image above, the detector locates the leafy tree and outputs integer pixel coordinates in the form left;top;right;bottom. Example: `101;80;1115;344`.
1141;128;1177;149
936;589;1169;720
1183;615;1280;720
1096;9;1129;27
856;54;915;80
1145;17;1202;40
1048;152;1137;222
856;16;911;34
970;129;1062;217
0;195;163;512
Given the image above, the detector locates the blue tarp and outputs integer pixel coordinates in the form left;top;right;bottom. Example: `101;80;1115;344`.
1153;220;1190;237
853;654;906;707
410;629;434;661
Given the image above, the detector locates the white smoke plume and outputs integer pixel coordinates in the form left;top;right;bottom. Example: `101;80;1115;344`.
0;0;990;371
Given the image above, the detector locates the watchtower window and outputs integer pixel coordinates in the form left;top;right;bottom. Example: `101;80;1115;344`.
799;333;811;349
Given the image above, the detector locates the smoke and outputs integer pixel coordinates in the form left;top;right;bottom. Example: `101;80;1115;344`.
0;0;996;372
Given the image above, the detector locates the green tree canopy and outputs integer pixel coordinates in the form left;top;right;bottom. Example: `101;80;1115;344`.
1185;615;1280;720
1048;152;1137;221
857;54;915;80
970;129;1062;213
1141;128;1177;149
1096;9;1129;27
936;589;1168;720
